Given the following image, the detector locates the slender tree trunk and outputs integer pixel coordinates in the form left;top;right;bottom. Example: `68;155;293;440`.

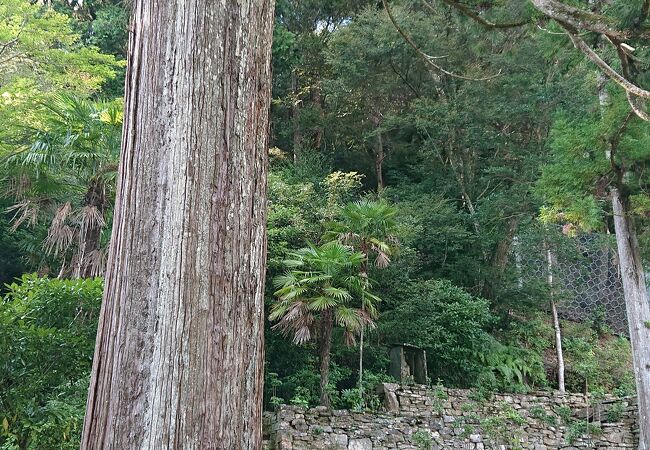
312;80;324;150
358;251;369;404
371;114;384;190
358;327;365;401
319;309;334;407
612;188;650;450
375;132;385;190
547;246;565;393
81;1;275;449
551;299;565;393
292;69;302;163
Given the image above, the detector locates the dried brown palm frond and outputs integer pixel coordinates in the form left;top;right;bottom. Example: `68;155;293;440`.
343;329;357;347
294;326;312;345
4;174;32;199
78;205;106;235
338;231;361;245
50;202;72;231
357;308;377;328
72;248;105;278
7;200;40;231
45;223;76;256
374;250;391;269
272;301;314;345
88;248;107;276
43;202;77;255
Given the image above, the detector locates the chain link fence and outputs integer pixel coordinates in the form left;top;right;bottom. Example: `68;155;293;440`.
513;229;632;335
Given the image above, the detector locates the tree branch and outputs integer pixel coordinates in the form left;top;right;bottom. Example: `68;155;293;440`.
381;0;500;81
561;26;650;100
531;0;650;40
388;58;421;97
424;0;529;29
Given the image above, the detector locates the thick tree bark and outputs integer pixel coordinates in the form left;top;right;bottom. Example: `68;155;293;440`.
319;309;334;407
81;1;275;449
612;188;650;450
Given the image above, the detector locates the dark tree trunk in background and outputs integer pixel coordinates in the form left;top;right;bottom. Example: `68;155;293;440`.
375;132;385;190
292;69;302;163
371;115;384;190
319;309;334;408
481;218;518;299
81;1;275;448
312;81;324;150
612;188;650;450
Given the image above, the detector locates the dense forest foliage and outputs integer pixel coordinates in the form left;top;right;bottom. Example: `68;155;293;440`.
1;0;649;448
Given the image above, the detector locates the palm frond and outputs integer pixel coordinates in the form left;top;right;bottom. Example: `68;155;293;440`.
7;200;40;230
322;286;352;301
307;295;339;311
335;307;362;331
343;329;357;347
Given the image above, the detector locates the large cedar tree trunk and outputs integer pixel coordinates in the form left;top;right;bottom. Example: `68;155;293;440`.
612;188;650;450
81;1;275;449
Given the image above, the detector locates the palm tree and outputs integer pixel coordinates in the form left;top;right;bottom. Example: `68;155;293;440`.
328;199;398;397
2;94;121;277
270;241;380;407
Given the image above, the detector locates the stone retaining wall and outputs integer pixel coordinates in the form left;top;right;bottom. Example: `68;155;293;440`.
264;384;638;449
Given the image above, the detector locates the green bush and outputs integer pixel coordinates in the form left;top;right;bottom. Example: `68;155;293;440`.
381;279;495;387
0;275;102;450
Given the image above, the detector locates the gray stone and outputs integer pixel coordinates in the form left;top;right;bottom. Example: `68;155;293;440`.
349;438;373;450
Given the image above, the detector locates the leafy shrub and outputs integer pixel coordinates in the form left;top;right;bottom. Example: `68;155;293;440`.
566;420;602;444
530;405;557;426
605;402;626;423
0;275;102;450
381;279;494;387
289;387;311;408
412;429;433;450
477;338;547;392
554;405;573;424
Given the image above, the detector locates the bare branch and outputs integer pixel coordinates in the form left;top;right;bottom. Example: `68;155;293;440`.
626;92;650;121
562;27;650;100
382;0;501;81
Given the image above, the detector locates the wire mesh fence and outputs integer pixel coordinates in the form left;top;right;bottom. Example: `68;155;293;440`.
513;228;633;335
